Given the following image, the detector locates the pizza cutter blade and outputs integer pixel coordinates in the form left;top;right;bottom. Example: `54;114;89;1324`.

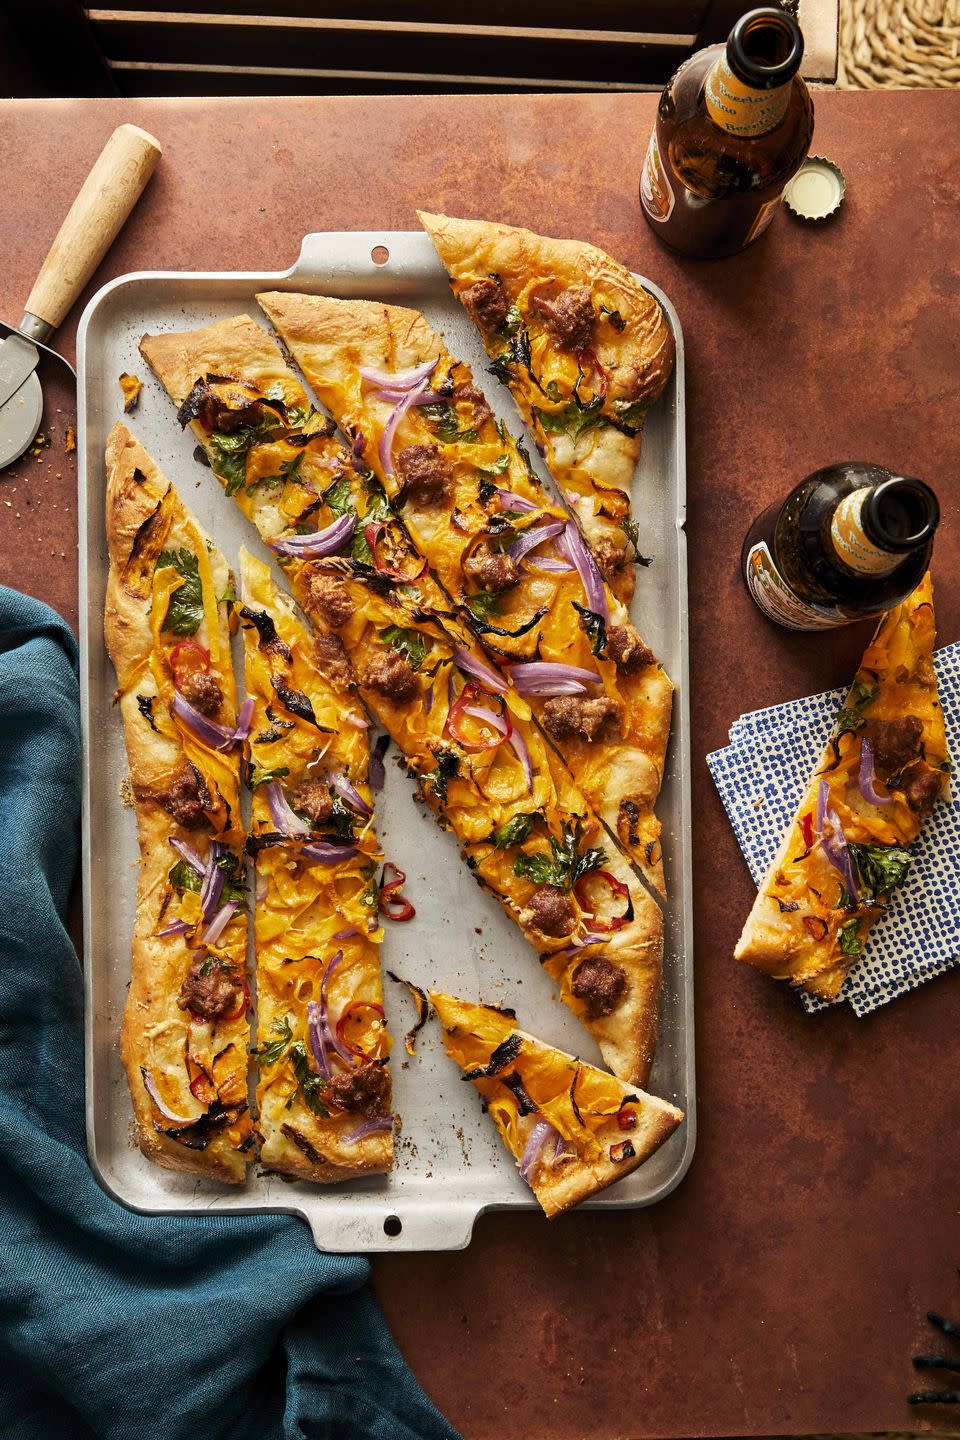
0;123;162;472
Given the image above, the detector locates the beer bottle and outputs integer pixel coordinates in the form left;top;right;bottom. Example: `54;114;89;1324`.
741;463;940;630
640;7;814;259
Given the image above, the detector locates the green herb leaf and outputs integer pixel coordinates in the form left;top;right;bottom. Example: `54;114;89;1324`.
326;797;358;840
848;841;912;902
513;851;555;885
206;411;285;495
288;1041;330;1117
324;476;354;517
834;883;856;911
611;397;649;435
424;747;459;804
169;860;202;894
259;1014;293;1065
572;599;607;657
247;449;304;494
421;401;478;446
249;764;289;788
838;918;864;958
836;678;880;732
493;811;541;850
500;305;522;338
351;489;393;565
379;625;428;672
157;548;204;636
215;851;248;907
474;453;511;480
619;515;652;567
533;395;606;444
513;819;607;891
467;590;501;621
488;327;535;388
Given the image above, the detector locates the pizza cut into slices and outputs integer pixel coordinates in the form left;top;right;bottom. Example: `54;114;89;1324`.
418;211;675;605
140;316;664;1085
735;573;949;999
103;422;253;1183
256;290;672;897
239;550;393;1182
431;993;683;1218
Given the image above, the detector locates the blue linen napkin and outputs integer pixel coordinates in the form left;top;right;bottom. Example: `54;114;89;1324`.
707;642;960;1015
0;585;460;1440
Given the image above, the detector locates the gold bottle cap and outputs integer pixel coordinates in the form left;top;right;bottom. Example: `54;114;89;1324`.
783;157;846;221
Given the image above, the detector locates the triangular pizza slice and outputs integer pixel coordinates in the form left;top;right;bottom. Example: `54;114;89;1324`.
239;550;393;1182
104;422;252;1182
432;993;683;1218
256;289;672;897
418;211;675;605
735;573;949;998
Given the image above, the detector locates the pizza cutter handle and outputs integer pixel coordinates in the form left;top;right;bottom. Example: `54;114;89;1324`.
20;123;162;343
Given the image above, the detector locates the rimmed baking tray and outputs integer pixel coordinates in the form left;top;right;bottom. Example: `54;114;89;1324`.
78;232;694;1252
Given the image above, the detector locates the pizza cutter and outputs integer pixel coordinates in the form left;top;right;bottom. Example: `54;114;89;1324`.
0;123;162;469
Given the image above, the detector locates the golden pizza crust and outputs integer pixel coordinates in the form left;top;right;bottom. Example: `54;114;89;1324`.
432;993;682;1218
255;288;672;898
104;423;251;1184
735;573;948;998
418;211;675;604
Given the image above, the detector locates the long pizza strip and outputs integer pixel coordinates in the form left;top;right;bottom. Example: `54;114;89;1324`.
140;317;663;1086
256;291;672;897
431;994;683;1218
104;422;252;1183
418;211;675;606
239;550;393;1182
735;573;949;998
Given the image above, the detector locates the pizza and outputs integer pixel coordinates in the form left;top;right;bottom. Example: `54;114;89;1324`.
140;316;665;1085
418;211;675;604
431;993;683;1217
103;422;253;1183
735;574;949;998
256;290;672;896
239;549;393;1182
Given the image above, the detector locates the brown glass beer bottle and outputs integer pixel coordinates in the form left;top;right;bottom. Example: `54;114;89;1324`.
741;463;940;630
640;8;814;259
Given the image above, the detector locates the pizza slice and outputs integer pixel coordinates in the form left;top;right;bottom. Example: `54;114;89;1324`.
431;993;683;1218
239;550;392;1182
735;573;949;998
256;290;672;896
140;317;664;1085
418;211;675;604
104;422;252;1183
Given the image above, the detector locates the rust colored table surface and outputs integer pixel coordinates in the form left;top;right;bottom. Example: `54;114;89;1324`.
2;92;958;1440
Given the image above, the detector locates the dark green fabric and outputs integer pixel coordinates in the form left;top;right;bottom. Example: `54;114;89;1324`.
0;586;459;1440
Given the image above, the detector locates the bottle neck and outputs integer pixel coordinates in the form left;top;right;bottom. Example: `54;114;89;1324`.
704;51;792;137
828;478;938;578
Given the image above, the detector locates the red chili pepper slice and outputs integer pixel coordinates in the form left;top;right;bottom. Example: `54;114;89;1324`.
189;1071;217;1105
336;1000;387;1058
617;1107;638;1131
572;870;633;932
169;639;210;685
379;861;416;921
223;981;251;1022
577;347;609;399
364;521;428;582
445;681;513;754
799;812;815;850
802;916;829;941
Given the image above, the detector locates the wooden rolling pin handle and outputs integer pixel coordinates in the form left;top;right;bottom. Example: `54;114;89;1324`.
23;123;162;334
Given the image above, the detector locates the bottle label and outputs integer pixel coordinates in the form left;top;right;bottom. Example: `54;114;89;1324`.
640;130;675;224
830;490;901;577
743;192;783;245
705;56;791;138
744;541;844;630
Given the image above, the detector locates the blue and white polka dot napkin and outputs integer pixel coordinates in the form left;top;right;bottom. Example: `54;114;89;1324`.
707;643;960;1015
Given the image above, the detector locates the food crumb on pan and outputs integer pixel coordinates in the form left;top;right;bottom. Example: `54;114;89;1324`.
119;372;143;412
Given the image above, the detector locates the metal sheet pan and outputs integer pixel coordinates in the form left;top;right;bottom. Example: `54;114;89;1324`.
78;231;694;1252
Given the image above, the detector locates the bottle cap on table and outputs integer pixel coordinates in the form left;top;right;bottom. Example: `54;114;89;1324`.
782;157;846;220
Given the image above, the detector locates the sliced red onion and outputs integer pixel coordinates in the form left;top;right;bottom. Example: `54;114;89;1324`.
359;357;438;391
379;381;430;478
172;692;242;751
203;899;240;946
333;926;359;941
329;772;372;816
168;836;204;873
307;999;331;1079
424;681;435;715
269;512;356;559
232;696;255;743
495;488;539;514
519;1118;558;1184
858;737;892;807
352;430;365;457
140;1067;199;1126
556;523;608;620
816;781;858;900
509;521;565;563
453;647;509;694
157;918;191;938
318;950;357;1068
463;702;511;739
507;661;602;697
373;386;437;407
524;553;574;574
264;780;311;838
347;1116;393;1142
508;728;534;793
301;841;359;864
816;778;829;835
369;734;389;791
199;841;225;921
342;712;369;729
